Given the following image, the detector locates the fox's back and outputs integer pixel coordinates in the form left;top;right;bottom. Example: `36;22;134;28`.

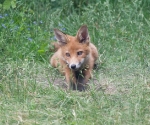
89;43;98;62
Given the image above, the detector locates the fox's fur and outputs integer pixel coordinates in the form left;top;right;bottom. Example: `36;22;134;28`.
50;25;98;90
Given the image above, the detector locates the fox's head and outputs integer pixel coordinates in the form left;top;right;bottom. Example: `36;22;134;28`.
54;25;90;70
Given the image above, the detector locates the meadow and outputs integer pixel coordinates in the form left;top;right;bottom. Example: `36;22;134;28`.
0;0;150;124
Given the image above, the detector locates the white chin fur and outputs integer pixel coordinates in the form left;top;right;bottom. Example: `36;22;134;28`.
76;58;85;69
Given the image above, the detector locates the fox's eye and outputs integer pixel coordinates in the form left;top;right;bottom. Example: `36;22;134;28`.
77;51;83;56
66;52;70;57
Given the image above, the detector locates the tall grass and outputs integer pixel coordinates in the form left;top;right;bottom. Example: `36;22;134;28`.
0;0;150;124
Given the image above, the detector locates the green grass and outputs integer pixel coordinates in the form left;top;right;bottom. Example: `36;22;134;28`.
0;0;150;124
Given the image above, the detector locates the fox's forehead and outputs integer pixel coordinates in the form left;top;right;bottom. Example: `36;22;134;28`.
66;35;77;42
61;35;89;54
64;38;84;52
64;42;83;52
69;42;84;50
65;35;82;50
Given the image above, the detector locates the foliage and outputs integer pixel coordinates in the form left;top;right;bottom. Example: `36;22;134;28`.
0;0;16;10
0;0;150;124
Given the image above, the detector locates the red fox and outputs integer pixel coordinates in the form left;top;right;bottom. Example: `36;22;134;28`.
50;25;98;90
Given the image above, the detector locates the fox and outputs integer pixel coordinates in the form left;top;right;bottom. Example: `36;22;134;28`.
50;25;98;90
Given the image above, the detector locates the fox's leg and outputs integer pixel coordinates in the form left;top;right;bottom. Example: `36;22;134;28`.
82;68;92;84
82;60;96;84
64;68;77;90
74;68;92;91
50;54;59;68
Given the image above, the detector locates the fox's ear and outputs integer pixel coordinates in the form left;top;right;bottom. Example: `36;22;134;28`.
54;29;67;45
77;25;89;43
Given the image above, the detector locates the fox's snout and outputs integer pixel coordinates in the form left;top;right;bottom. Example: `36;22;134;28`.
67;58;85;70
70;64;76;69
69;63;81;70
68;62;82;70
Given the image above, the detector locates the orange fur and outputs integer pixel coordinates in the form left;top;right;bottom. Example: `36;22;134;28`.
50;25;98;90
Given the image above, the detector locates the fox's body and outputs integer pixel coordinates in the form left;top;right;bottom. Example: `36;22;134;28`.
50;25;98;90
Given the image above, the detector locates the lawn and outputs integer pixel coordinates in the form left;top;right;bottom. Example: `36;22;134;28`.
0;0;150;124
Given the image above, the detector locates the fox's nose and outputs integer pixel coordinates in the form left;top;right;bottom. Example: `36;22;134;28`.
71;64;76;69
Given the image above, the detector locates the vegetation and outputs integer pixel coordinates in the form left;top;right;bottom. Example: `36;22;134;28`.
0;0;150;124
